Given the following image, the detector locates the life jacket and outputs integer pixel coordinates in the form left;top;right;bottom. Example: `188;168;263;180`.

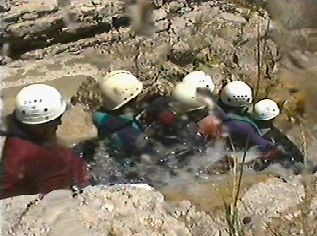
0;125;90;199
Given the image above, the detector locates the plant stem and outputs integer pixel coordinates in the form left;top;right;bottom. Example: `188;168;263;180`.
254;22;261;101
234;135;249;208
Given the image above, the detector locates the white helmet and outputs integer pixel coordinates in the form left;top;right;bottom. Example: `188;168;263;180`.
220;81;253;107
182;71;215;92
15;84;67;125
98;70;143;110
171;82;206;113
253;99;280;120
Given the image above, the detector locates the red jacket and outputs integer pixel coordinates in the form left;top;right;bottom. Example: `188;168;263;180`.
0;137;90;199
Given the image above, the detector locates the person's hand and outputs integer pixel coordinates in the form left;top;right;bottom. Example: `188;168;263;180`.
72;139;99;162
245;146;284;171
262;145;284;161
197;115;223;140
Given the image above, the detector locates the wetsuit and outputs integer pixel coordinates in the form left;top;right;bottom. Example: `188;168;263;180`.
222;113;275;152
93;111;156;159
261;126;304;164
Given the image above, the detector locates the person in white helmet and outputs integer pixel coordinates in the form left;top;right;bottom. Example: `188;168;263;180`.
85;70;184;177
198;80;255;142
209;98;302;171
196;91;288;171
0;84;91;199
252;98;281;135
250;99;304;166
144;70;216;128
218;80;253;115
139;71;223;168
92;70;161;165
151;71;220;146
196;80;256;142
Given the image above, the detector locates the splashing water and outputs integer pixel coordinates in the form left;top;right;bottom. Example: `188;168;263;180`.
83;137;279;212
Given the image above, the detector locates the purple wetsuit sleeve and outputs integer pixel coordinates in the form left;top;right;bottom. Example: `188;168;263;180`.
225;120;275;152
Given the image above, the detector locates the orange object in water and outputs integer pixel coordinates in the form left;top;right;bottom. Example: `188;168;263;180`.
197;115;224;140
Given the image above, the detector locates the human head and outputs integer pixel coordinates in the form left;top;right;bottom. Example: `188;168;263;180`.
14;84;67;140
219;81;253;108
171;82;207;113
182;71;215;92
253;99;280;121
98;70;143;111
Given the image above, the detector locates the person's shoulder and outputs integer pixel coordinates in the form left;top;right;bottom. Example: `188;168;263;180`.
3;137;42;168
5;137;35;155
92;111;113;127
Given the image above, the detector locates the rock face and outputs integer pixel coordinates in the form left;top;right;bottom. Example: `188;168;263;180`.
2;0;279;86
1;184;227;236
1;0;281;146
266;0;317;30
57;104;98;146
241;177;303;221
2;0;126;56
1;177;316;236
240;174;317;235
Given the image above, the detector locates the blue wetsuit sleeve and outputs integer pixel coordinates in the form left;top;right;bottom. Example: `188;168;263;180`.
92;112;109;128
225;120;276;152
243;123;276;152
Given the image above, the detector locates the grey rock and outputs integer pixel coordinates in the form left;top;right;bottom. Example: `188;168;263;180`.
2;0;125;55
1;184;227;236
241;177;304;221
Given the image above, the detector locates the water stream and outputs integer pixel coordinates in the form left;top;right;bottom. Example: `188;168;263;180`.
82;140;279;213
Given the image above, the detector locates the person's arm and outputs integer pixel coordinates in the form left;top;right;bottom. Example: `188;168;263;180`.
92;111;111;138
1;139;38;198
72;138;99;162
224;120;277;152
267;127;304;163
241;124;286;164
0;163;23;199
245;124;276;152
58;147;91;189
28;147;91;194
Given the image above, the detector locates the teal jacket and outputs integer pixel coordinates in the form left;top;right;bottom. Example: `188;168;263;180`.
93;111;146;155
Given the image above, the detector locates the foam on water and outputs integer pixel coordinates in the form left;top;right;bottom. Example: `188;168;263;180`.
86;139;281;212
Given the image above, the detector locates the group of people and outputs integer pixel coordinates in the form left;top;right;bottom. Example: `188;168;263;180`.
0;70;304;199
